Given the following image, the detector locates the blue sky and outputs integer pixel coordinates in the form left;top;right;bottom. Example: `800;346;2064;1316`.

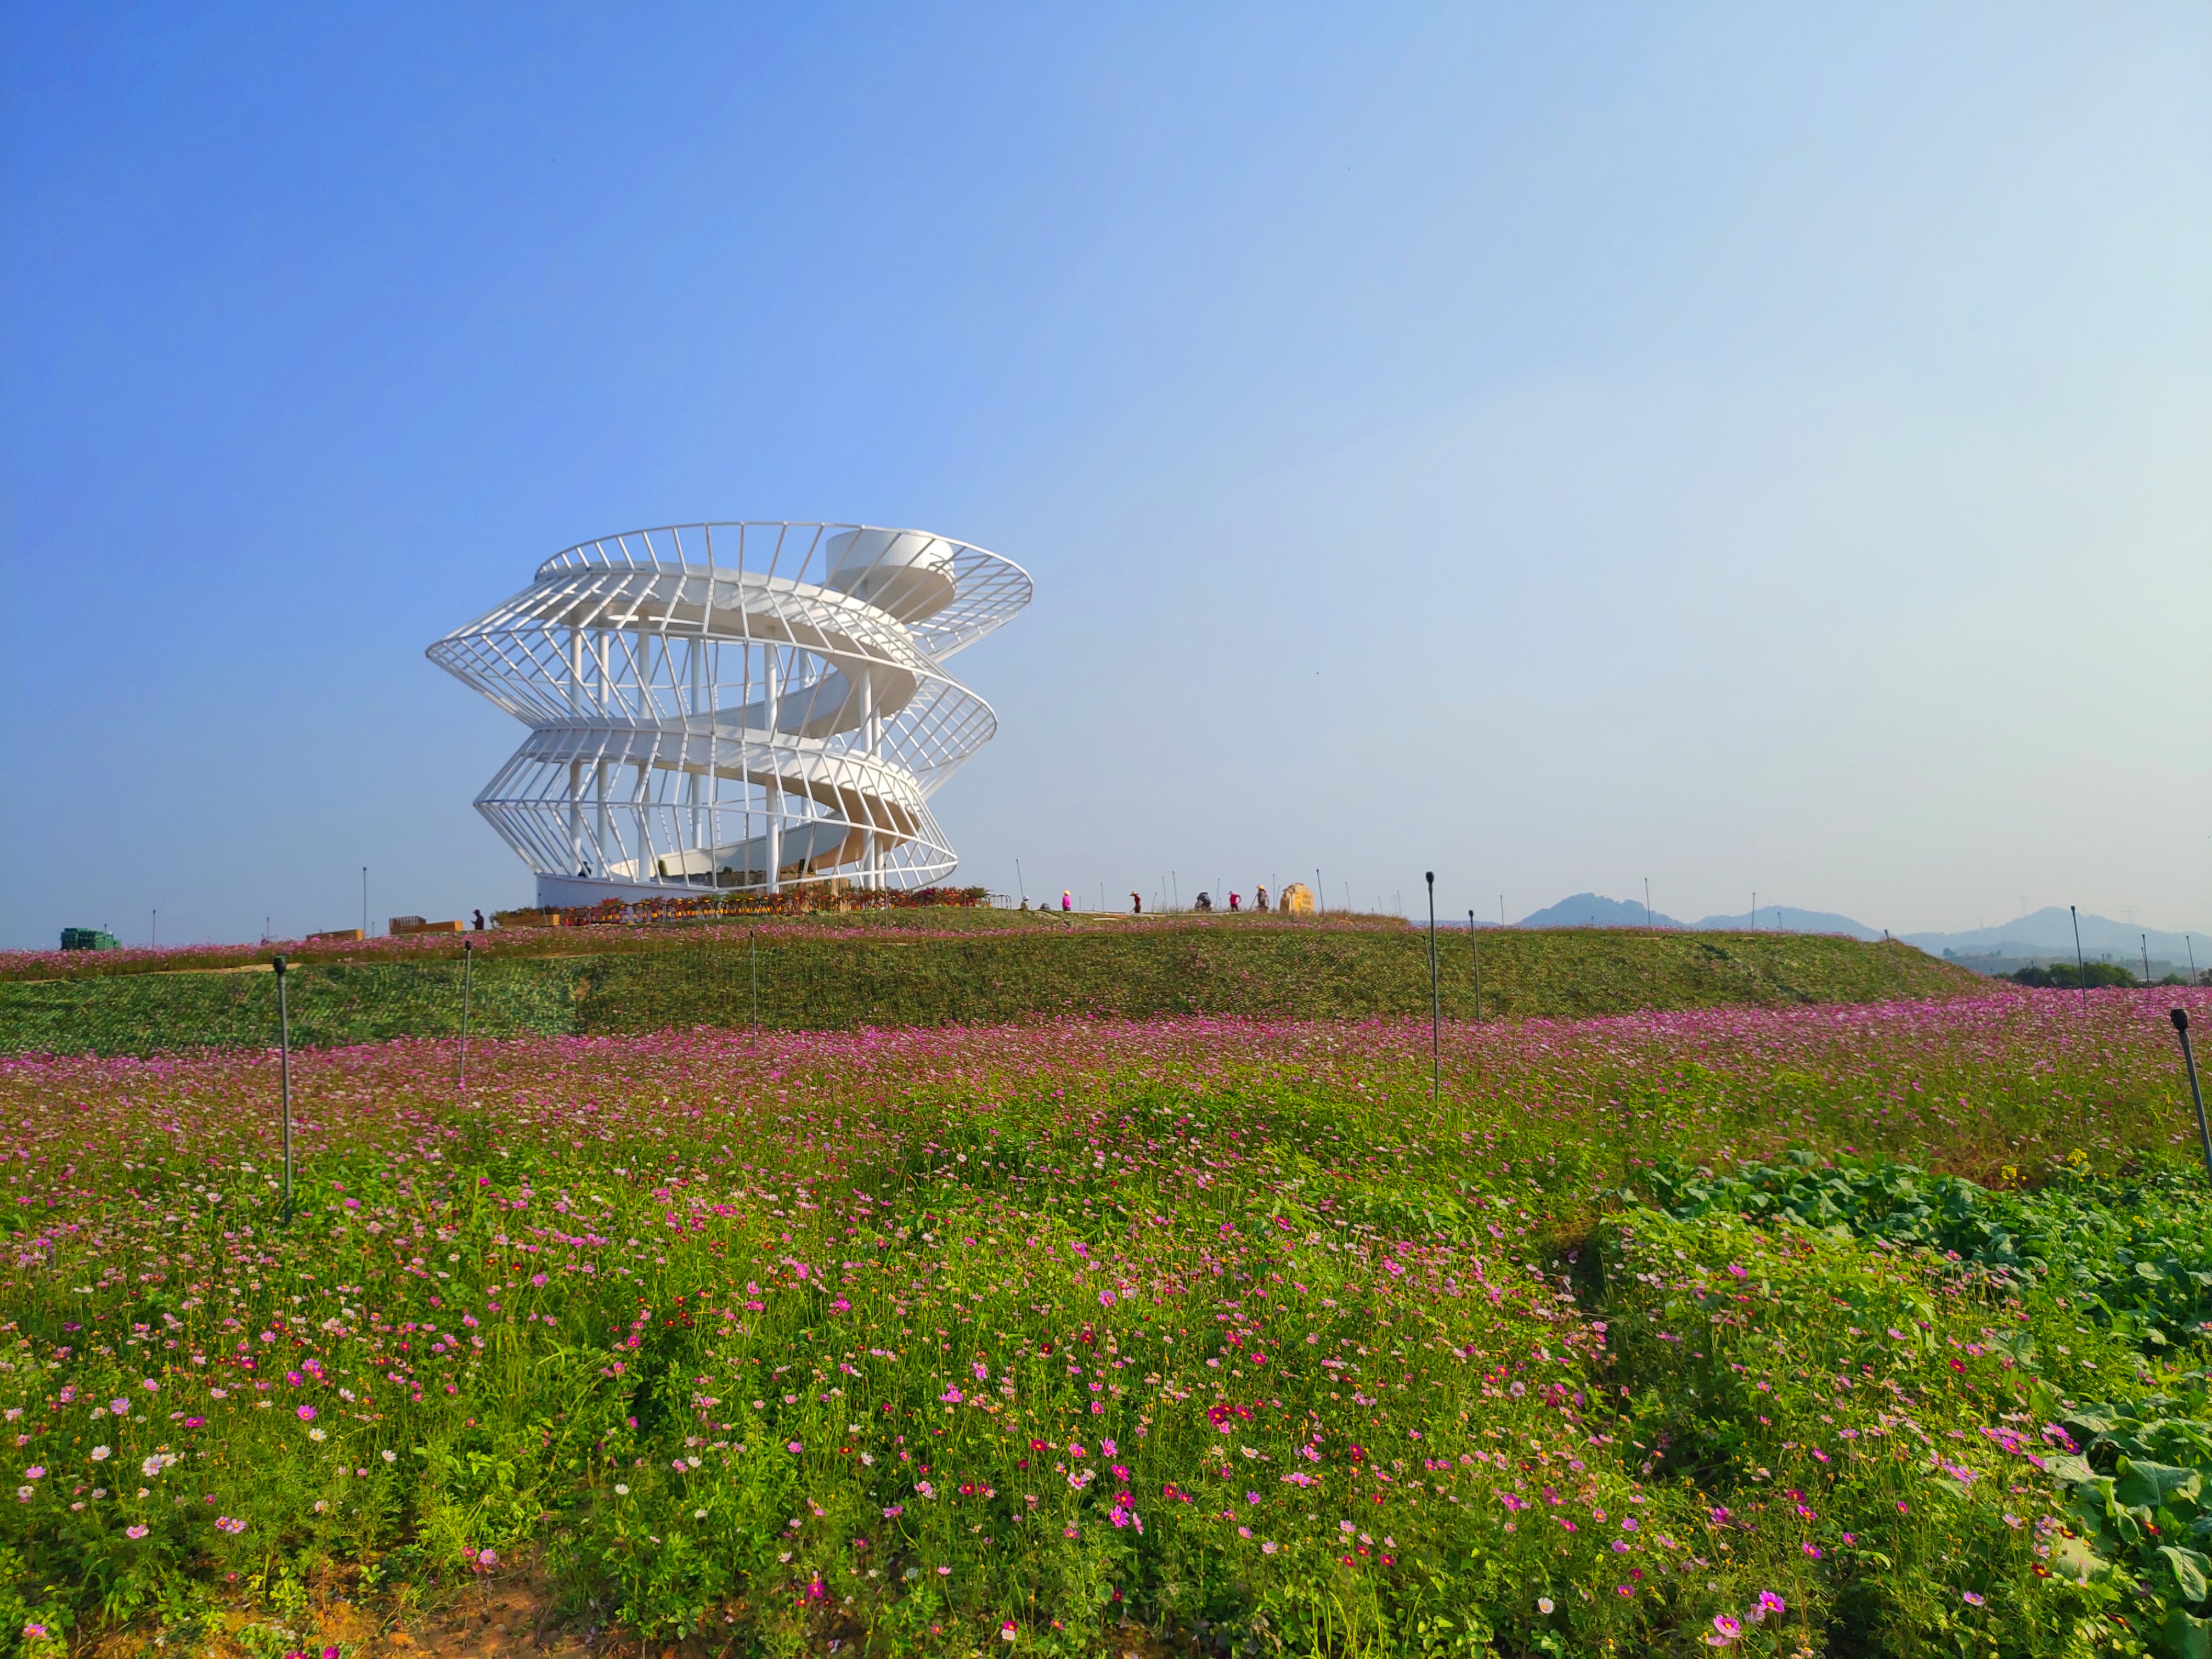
4;3;2208;946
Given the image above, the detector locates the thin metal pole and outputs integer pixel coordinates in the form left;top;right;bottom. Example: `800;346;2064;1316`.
750;927;759;1045
2189;935;2199;983
458;939;473;1093
2072;905;2087;1012
1314;870;1322;916
1425;872;1439;1104
1015;859;1026;905
2141;934;2151;986
1644;877;1652;928
2172;1011;2211;1181
1469;911;1481;1022
275;956;293;1226
362;867;368;936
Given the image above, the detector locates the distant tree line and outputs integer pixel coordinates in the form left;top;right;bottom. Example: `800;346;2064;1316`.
2007;961;2209;990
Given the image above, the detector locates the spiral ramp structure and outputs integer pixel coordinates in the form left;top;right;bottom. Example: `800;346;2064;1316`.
428;522;1031;909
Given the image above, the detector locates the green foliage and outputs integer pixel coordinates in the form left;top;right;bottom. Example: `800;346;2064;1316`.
1635;1156;2212;1346
1604;1206;2141;1655
2010;963;2141;990
2045;1385;2212;1657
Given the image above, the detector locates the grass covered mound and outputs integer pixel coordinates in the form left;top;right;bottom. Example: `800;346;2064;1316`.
1;990;2208;1656
4;905;1427;985
0;924;1982;1056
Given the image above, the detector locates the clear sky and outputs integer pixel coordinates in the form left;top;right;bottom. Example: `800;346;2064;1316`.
4;3;2208;948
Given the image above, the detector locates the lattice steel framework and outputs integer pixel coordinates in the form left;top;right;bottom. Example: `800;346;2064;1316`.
428;523;1031;908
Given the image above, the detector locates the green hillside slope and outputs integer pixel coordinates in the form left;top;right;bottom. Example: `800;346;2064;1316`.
0;924;1984;1057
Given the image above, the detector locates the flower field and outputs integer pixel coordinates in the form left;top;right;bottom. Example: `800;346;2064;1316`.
2;989;2209;1657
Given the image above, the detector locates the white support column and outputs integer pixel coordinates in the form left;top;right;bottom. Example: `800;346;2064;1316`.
857;663;878;889
567;629;583;874
686;637;705;861
763;645;782;894
634;760;658;882
567;759;583;873
594;759;611;877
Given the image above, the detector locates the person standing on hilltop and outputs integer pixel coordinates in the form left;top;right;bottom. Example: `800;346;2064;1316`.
1255;886;1268;913
1061;891;1073;912
1130;892;1142;913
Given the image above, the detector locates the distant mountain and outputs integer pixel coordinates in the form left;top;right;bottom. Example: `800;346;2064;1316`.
1515;893;1689;929
1691;907;1883;941
1514;892;1873;935
1508;896;2206;964
1901;908;2208;965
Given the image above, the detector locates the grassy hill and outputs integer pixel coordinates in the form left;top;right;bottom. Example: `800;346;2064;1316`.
0;918;1984;1057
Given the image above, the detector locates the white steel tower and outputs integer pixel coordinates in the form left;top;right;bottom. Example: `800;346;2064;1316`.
428;522;1030;909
